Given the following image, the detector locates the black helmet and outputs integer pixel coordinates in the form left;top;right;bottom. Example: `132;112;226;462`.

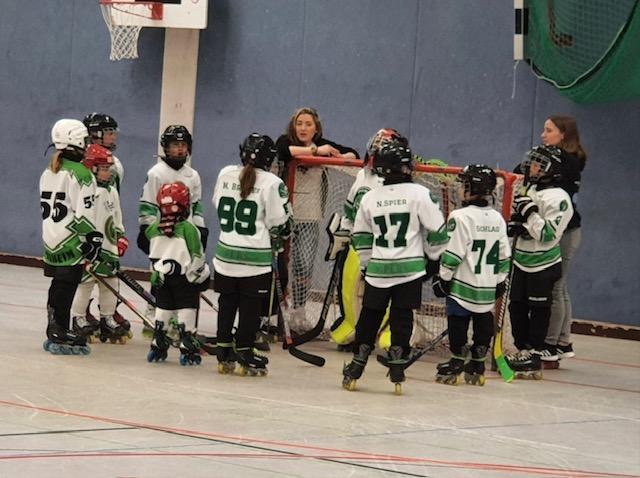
365;128;408;168
526;145;563;186
372;143;413;180
83;113;118;136
458;164;497;197
160;125;193;154
239;133;277;170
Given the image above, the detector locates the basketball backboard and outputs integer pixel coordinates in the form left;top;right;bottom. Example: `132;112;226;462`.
100;0;208;30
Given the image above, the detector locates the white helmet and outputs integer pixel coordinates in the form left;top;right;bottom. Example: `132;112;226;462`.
51;119;88;151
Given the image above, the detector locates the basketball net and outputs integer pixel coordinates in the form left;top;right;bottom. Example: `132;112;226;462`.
100;1;163;61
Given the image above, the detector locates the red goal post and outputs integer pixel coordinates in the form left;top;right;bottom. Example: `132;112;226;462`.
284;156;522;355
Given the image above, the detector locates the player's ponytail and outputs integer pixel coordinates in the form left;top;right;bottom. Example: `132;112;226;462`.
48;151;63;173
239;163;257;199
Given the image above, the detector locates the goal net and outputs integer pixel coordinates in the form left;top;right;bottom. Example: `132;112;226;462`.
284;156;523;357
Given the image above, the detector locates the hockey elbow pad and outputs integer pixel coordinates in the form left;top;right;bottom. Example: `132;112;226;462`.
137;225;150;255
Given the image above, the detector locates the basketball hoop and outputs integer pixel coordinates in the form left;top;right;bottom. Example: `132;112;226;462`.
99;1;163;61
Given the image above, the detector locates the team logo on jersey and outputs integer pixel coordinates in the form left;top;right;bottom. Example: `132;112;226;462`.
447;218;456;232
278;182;289;199
559;200;568;211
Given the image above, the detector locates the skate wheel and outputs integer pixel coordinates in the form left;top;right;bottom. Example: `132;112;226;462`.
109;338;117;344
533;371;543;380
43;340;51;352
127;330;133;339
118;336;127;345
217;363;226;374
342;379;357;391
237;366;248;376
147;350;156;363
194;355;202;365
78;345;91;355
394;383;402;395
179;355;188;366
99;336;107;343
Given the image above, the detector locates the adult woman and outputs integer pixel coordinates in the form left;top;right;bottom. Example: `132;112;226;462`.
275;107;359;328
540;115;587;360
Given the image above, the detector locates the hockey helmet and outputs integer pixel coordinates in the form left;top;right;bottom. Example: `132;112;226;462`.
525;145;563;186
83;113;118;137
51;119;89;152
239;133;277;170
156;182;190;219
372;143;414;179
365;128;408;168
160;125;193;154
457;164;497;197
83;144;114;185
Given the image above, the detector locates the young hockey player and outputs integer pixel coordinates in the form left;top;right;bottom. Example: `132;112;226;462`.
343;142;447;394
212;133;293;376
506;145;574;378
83;113;124;190
330;129;406;350
138;125;208;329
70;144;130;344
431;164;511;386
146;181;210;365
40;119;102;355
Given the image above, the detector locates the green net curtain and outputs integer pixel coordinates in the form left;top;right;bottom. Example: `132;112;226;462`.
525;0;640;104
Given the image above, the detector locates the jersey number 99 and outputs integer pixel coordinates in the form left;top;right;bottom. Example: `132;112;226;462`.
218;196;258;235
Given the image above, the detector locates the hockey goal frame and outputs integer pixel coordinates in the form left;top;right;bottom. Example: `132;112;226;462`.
283;155;522;356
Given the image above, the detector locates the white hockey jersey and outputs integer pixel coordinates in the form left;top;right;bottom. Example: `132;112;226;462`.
439;205;511;313
147;221;210;284
515;185;573;273
112;155;124;189
87;184;125;278
352;182;447;288
40;159;98;267
139;160;205;228
212;165;292;277
341;168;385;231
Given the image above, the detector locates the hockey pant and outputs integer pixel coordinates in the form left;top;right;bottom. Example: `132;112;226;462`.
214;271;271;349
446;297;493;357
154;274;202;333
44;264;83;330
71;275;118;318
508;263;561;351
330;245;390;348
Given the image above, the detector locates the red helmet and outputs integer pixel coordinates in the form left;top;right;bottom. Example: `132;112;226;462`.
83;144;114;172
365;128;408;168
156;182;190;219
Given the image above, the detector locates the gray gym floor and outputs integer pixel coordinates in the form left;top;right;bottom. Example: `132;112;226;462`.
1;262;638;478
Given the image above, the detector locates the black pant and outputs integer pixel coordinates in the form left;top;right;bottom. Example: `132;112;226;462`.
354;277;422;355
447;311;493;356
44;264;83;330
509;263;562;350
214;271;271;348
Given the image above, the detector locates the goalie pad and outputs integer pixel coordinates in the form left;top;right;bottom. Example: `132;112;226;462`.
325;212;351;261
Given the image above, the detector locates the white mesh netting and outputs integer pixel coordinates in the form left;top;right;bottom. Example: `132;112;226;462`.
285;157;523;357
100;2;160;61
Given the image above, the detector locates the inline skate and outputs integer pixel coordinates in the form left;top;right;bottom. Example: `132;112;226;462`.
235;347;268;376
147;320;171;362
178;324;202;365
386;345;406;395
435;356;465;385
463;346;487;386
216;342;236;374
342;343;372;391
99;315;129;344
507;349;543;380
44;307;91;355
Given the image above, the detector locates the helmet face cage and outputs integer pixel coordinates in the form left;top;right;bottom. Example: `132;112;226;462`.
365;128;408;168
160;125;193;155
372;143;414;178
457;164;497;198
239;133;277;170
156;182;190;220
527;145;563;184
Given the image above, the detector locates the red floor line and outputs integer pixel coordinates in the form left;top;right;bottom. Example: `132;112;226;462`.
0;399;637;478
540;378;640;394
573;357;640;369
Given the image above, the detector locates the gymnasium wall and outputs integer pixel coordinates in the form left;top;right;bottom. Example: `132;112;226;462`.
1;0;638;325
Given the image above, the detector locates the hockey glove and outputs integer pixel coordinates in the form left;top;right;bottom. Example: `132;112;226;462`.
150;270;164;288
80;231;104;263
507;219;525;238
117;236;129;257
513;195;538;221
137;225;150;255
495;280;507;299
197;226;209;250
432;275;451;298
424;257;440;281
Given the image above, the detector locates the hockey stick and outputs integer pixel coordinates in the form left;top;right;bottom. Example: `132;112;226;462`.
271;255;325;367
492;234;518;383
86;267;155;329
376;328;449;370
289;246;347;347
117;269;218;312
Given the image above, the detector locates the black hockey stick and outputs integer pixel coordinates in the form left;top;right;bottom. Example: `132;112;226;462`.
289;246;347;347
87;267;155;329
376;328;449;370
117;269;218;312
272;255;325;367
